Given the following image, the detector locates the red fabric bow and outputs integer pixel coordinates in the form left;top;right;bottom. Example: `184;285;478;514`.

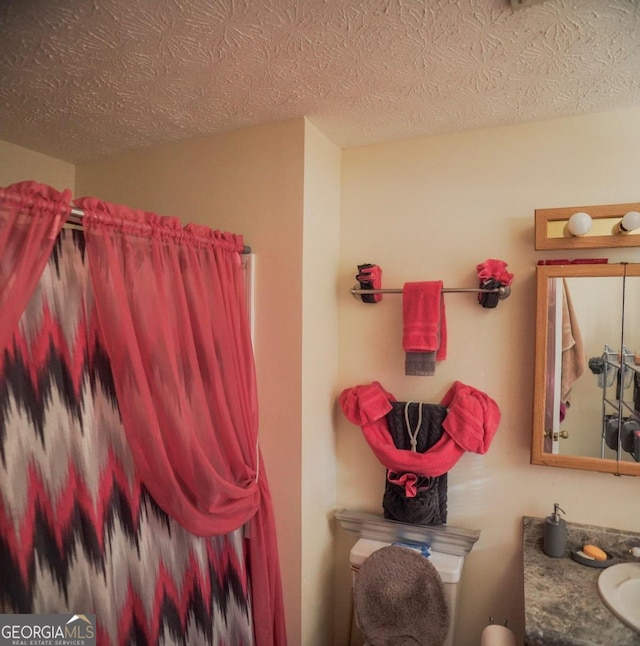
476;259;514;286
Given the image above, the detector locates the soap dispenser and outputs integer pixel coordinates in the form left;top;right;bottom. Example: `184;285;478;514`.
543;503;567;558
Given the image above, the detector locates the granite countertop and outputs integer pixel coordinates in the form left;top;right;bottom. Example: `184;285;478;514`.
523;516;640;646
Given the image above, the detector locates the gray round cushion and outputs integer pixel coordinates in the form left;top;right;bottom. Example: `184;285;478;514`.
354;545;450;646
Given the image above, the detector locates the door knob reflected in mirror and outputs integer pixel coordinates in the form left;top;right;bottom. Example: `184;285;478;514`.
545;430;570;440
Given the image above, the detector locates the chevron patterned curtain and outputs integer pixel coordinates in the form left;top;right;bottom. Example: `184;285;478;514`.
0;228;255;645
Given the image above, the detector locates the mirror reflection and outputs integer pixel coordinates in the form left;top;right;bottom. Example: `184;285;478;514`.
533;263;640;475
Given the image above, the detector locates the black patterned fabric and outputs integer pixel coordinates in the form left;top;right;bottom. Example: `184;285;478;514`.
382;401;448;526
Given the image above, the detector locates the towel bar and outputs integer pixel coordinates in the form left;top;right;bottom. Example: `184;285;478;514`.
350;285;511;300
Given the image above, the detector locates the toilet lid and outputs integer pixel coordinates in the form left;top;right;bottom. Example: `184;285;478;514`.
354;545;449;646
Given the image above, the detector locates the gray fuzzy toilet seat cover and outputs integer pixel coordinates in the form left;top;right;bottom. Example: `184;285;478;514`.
354;545;450;646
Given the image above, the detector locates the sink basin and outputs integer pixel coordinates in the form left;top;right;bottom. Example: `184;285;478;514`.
598;562;640;634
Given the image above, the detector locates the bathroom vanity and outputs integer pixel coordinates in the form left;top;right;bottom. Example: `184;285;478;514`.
522;516;640;645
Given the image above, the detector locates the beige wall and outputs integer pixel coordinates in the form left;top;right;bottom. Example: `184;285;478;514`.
0;139;75;190
336;106;640;645
76;119;307;644
301;121;341;643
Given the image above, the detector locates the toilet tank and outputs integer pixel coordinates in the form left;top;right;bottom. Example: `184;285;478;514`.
349;538;465;646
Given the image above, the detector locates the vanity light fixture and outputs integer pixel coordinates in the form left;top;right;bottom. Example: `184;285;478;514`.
535;201;640;250
567;212;592;237
615;210;640;234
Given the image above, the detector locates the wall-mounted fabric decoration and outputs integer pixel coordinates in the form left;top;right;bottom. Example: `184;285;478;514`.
383;402;448;526
356;263;383;303
476;259;514;308
339;381;501;477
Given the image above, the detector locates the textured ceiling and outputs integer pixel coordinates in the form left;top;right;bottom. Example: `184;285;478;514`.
1;0;639;163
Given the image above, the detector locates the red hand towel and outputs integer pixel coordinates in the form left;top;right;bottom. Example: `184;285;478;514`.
402;281;447;359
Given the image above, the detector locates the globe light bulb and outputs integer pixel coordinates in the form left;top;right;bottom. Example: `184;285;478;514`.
567;212;592;237
618;211;640;233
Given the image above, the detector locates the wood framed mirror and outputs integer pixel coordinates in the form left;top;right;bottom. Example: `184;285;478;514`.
532;262;640;475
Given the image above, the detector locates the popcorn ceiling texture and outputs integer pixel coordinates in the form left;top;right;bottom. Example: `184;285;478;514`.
0;0;639;163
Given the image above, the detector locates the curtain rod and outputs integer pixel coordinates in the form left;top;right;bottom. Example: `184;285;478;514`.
350;285;512;298
67;207;252;254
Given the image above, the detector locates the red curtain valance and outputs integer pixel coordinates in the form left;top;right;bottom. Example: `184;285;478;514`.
0;182;69;365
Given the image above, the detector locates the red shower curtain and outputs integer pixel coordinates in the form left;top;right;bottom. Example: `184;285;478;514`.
0;182;68;364
1;227;256;644
74;196;286;646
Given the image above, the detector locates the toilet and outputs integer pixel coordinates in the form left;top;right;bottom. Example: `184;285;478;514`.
349;538;464;646
349;538;517;646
